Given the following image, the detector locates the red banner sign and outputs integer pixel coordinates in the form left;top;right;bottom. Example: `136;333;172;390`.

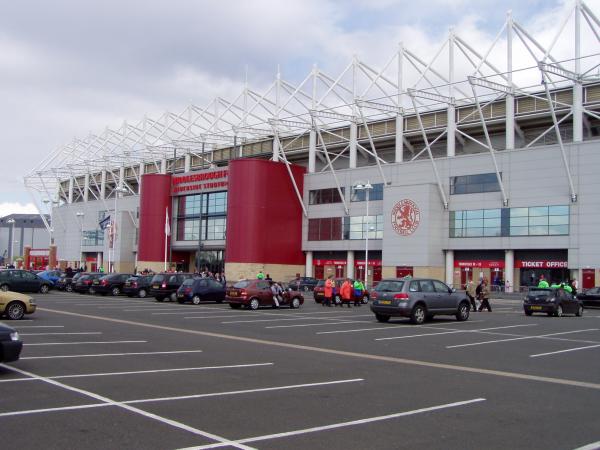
454;260;505;269
314;259;347;266
355;260;382;267
515;260;568;269
172;170;228;194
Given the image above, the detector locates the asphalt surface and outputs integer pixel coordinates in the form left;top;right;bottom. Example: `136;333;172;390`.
1;290;599;450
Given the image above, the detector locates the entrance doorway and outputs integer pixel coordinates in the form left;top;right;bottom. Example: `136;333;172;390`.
460;268;473;289
314;266;324;279
582;269;595;289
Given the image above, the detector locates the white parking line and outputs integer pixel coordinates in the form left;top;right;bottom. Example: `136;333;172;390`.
376;324;537;341
0;363;274;383
11;326;65;329
19;332;102;336
222;315;373;324
573;440;600;450
182;398;487;449
316;321;487;335
25;340;147;346
446;329;599;349
21;350;204;360
530;344;600;358
0;364;256;450
266;321;371;329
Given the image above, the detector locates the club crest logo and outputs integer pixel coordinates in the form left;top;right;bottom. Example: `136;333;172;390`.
391;199;420;236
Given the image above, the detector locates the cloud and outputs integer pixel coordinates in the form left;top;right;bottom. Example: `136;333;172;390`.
0;202;39;218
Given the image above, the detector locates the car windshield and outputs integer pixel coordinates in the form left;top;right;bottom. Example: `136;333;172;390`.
528;288;553;296
316;280;325;287
233;280;251;288
151;274;166;283
181;279;194;286
374;281;405;292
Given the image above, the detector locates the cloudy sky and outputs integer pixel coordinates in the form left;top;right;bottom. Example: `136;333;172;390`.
1;0;596;217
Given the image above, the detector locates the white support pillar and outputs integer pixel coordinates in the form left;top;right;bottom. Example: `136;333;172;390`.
272;138;280;162
504;250;514;293
138;162;144;196
573;0;583;143
160;158;167;174
118;166;125;191
506;11;515;150
184;153;191;172
395;114;404;163
100;170;107;200
83;173;90;202
349;122;357;168
447;29;456;158
347;250;355;279
305;251;313;277
308;130;316;174
97;252;102;271
445;250;454;287
68;177;74;204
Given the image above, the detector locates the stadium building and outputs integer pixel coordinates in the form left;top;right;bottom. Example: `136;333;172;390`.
24;2;600;290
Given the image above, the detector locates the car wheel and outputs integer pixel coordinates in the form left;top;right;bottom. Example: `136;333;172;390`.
456;301;470;321
375;313;390;323
249;298;260;310
362;295;369;304
39;284;50;294
291;297;301;309
6;301;25;320
576;304;583;317
138;289;147;299
170;292;177;302
155;297;164;302
192;295;201;305
410;304;426;325
556;305;563;317
111;287;120;296
230;303;241;309
0;284;8;292
65;284;73;293
525;310;533;316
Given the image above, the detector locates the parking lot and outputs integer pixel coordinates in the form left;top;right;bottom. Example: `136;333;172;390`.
2;291;599;450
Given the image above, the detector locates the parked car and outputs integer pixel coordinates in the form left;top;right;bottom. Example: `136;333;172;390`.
226;279;304;310
56;272;85;292
177;278;226;304
288;276;319;292
0;269;52;294
123;275;154;298
150;273;196;302
313;278;370;305
0;290;37;320
370;278;471;324
576;286;600;308
92;273;134;296
523;287;583;317
0;323;23;362
37;270;62;286
73;273;104;294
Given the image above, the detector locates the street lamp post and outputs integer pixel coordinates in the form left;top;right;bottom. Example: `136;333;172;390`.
6;218;15;265
42;199;58;245
76;212;85;269
354;182;373;289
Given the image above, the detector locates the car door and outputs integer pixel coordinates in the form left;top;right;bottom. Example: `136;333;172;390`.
22;271;40;292
256;281;272;305
433;280;455;311
563;291;578;314
209;279;225;302
419;280;441;312
195;279;208;300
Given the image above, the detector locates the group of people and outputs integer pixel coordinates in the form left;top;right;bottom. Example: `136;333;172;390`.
322;275;365;308
465;278;492;312
537;275;577;295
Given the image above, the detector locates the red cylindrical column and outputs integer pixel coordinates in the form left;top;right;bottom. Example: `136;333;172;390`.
138;173;172;262
226;159;305;265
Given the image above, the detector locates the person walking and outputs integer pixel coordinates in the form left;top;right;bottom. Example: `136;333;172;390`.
324;275;334;307
270;281;280;308
466;279;478;312
353;279;365;306
256;270;265;280
478;278;492;312
537;275;549;288
341;278;353;308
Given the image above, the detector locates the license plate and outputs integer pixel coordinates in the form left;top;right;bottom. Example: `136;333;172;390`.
177;293;183;298
530;306;542;310
229;291;238;297
379;300;391;305
153;285;159;289
93;281;99;285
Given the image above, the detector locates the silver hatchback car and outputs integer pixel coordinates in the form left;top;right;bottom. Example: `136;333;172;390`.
370;278;471;324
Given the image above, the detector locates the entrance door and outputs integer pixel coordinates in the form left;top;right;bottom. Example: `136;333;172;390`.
373;266;382;284
460;268;472;289
491;269;504;291
314;266;324;280
356;266;365;282
582;269;595;289
335;265;345;278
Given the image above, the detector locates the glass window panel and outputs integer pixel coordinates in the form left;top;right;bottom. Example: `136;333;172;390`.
510;217;528;227
510;226;528;236
549;225;568;235
453;218;463;228
529;206;548;216
484;209;501;218
511;208;528;217
549;205;569;216
465;210;483;219
465;227;483;237
529;225;548;235
483;227;501;237
349;231;362;239
549;215;569;225
529;216;548;226
466;218;484;228
483;218;501;228
450;228;463;237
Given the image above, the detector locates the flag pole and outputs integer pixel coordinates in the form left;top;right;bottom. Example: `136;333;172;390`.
164;207;169;271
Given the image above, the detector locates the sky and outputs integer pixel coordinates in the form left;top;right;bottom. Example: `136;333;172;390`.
0;0;596;218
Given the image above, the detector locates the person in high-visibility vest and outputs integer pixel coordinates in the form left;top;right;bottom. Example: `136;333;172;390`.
353;279;365;306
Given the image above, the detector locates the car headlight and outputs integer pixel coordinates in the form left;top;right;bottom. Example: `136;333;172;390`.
548;298;556;303
9;332;19;341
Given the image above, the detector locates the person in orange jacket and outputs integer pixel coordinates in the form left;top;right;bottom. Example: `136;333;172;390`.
341;278;353;308
324;275;334;307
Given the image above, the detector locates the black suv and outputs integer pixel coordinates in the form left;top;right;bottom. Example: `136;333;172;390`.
123;275;154;298
92;273;134;296
370;278;471;324
177;278;226;304
73;273;104;294
56;272;85;292
150;273;196;302
0;269;52;294
288;276;319;292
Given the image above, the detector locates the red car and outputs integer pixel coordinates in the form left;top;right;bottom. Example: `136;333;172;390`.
313;278;370;305
226;279;304;310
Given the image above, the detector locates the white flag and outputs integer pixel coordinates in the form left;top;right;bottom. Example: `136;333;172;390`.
165;207;171;237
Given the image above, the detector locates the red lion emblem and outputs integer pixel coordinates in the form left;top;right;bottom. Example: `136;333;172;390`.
391;199;421;236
